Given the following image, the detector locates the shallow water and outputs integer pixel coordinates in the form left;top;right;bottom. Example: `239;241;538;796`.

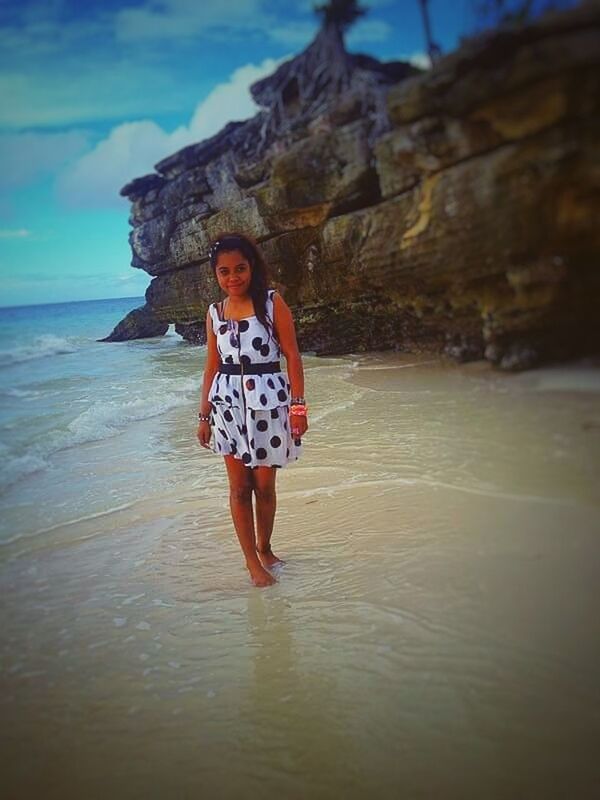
2;351;600;799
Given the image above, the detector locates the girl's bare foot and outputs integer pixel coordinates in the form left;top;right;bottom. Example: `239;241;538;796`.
256;545;285;569
245;557;277;587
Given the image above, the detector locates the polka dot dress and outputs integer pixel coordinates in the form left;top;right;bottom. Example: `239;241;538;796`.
207;289;302;469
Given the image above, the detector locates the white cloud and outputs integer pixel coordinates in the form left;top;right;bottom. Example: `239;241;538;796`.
55;120;175;210
56;55;287;209
0;229;32;239
401;51;431;69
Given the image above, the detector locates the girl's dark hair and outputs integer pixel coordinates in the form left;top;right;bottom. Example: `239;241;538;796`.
208;232;274;343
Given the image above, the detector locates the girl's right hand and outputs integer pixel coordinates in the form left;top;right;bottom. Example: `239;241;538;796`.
197;421;212;449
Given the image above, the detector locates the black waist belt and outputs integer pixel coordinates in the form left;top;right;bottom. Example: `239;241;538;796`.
218;361;281;375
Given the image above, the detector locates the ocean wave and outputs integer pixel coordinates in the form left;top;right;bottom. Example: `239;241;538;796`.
0;334;78;368
61;389;193;449
0;377;199;494
0;386;42;398
0;442;49;494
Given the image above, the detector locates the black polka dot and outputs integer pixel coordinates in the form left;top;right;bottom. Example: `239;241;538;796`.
286;448;289;458
218;442;222;451
240;354;251;367
230;441;237;454
257;420;268;432
260;344;270;357
238;320;250;332
256;447;267;459
250;410;256;419
245;378;255;390
267;378;274;389
270;435;281;447
277;389;287;402
259;394;267;406
219;324;228;334
224;409;233;422
252;337;263;350
270;409;278;419
225;355;234;364
242;452;251;464
294;438;301;446
250;437;255;449
218;427;227;438
225;375;230;384
212;394;222;402
233;389;239;398
278;376;285;387
225;395;232;403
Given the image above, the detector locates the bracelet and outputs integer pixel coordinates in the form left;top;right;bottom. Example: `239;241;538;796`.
291;396;305;405
198;412;211;422
290;404;307;416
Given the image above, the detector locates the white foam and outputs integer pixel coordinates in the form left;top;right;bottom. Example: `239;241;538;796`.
0;333;78;368
0;374;199;494
0;386;41;398
0;450;49;494
60;391;190;448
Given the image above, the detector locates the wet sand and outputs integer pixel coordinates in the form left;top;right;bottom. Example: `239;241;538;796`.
1;352;599;799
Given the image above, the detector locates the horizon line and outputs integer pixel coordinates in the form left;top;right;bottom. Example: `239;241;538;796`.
0;295;146;312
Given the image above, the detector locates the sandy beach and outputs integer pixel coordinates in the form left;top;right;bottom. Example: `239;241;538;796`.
2;350;600;799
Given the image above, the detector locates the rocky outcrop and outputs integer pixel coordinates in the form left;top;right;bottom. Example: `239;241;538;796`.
98;303;169;342
108;3;600;370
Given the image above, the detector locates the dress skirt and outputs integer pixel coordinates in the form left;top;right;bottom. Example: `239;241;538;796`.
210;402;302;469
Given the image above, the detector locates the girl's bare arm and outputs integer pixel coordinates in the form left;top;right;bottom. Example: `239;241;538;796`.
272;291;304;400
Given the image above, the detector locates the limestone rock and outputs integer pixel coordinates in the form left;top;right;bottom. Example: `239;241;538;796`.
98;303;169;342
108;4;600;369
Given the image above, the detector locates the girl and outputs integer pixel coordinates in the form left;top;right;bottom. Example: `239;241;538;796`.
196;232;309;587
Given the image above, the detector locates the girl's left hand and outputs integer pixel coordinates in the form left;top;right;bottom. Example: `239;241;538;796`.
290;413;308;439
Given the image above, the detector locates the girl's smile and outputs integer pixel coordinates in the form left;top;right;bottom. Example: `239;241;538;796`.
215;250;252;297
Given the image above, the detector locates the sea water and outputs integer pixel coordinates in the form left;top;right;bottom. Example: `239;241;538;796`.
1;298;599;798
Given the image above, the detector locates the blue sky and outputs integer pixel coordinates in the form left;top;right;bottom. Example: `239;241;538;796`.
0;0;574;307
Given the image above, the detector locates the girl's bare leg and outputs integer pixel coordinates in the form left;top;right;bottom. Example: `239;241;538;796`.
252;466;285;569
223;456;276;587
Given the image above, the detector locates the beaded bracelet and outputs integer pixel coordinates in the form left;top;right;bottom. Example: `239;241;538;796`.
198;412;211;422
290;404;308;416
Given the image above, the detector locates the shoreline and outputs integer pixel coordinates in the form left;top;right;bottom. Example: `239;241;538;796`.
2;349;600;797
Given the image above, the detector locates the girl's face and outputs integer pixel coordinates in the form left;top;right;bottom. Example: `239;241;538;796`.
214;249;252;297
